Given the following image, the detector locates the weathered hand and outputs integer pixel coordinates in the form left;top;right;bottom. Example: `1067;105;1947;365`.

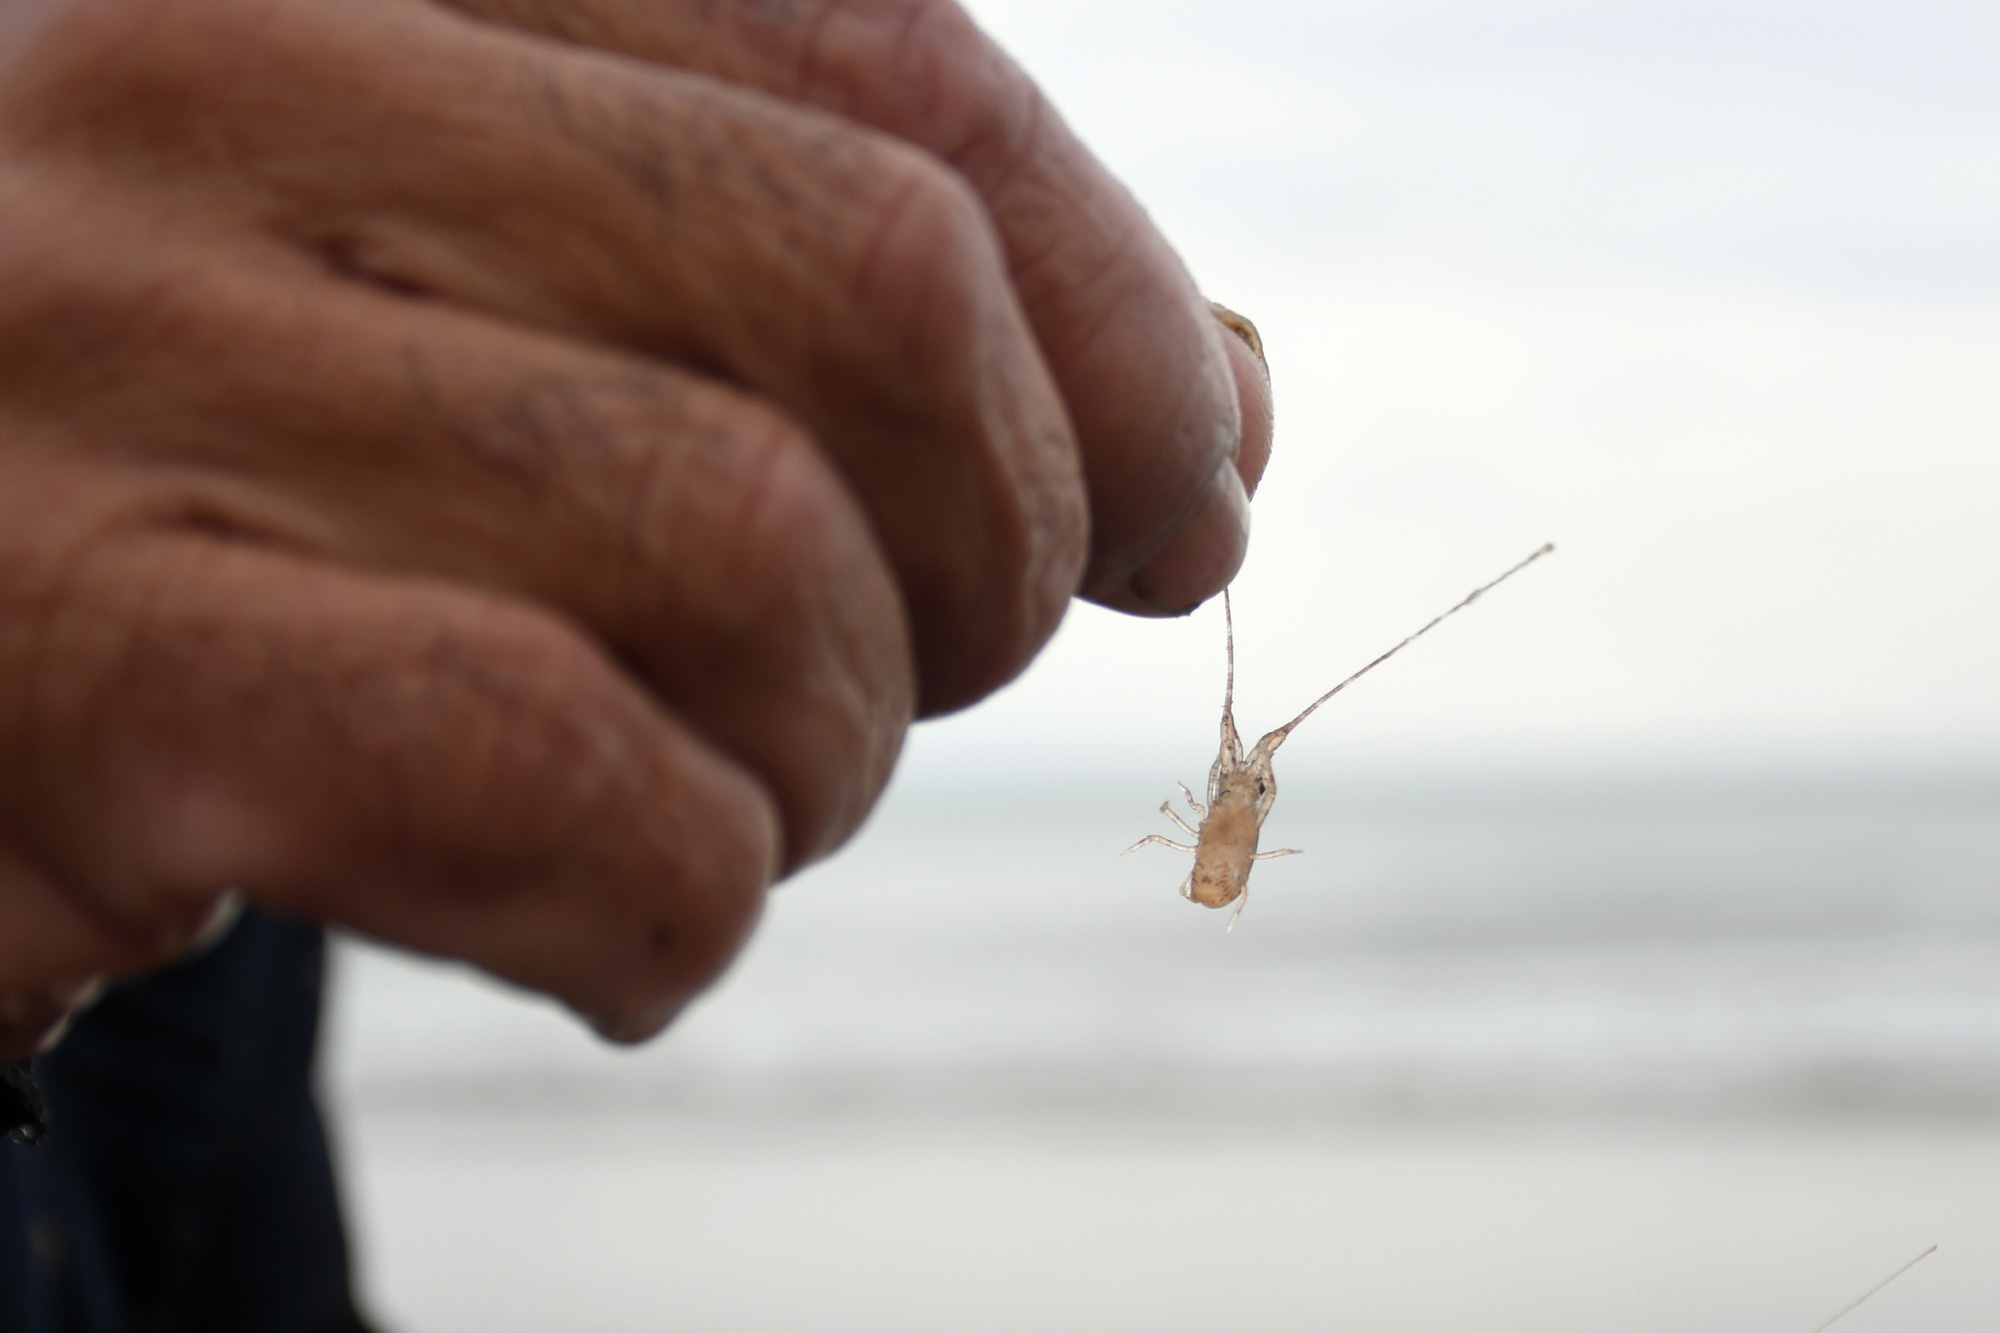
430;0;1275;615
0;0;1272;1056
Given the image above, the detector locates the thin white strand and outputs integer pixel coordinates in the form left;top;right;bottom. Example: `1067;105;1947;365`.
1811;1244;1937;1332
1276;542;1554;739
1222;588;1237;721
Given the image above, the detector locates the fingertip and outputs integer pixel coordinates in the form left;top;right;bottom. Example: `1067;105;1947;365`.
1123;458;1251;616
1077;294;1272;618
586;994;686;1046
1211;302;1275;497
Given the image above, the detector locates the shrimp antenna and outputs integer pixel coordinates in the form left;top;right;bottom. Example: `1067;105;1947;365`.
1811;1244;1937;1332
1223;589;1237;718
1273;542;1555;739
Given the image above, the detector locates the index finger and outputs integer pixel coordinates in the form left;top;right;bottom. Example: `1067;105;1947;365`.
438;0;1271;616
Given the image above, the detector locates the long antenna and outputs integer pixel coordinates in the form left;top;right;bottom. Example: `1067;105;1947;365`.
1223;589;1237;719
1811;1244;1937;1332
1274;542;1555;739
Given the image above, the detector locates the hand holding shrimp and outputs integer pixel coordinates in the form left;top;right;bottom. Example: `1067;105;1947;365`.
1126;544;1556;929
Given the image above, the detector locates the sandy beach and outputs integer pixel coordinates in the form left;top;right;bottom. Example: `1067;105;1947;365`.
339;1109;1992;1332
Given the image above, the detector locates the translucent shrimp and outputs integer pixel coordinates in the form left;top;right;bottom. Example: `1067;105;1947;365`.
1125;544;1555;929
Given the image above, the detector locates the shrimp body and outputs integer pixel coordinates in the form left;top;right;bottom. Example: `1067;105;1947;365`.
1186;704;1285;910
1186;795;1260;908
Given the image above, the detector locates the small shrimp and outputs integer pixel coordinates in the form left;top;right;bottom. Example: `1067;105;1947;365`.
1125;544;1555;929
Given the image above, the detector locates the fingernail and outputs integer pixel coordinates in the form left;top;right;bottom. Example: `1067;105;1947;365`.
1209;302;1266;373
1128;459;1251;615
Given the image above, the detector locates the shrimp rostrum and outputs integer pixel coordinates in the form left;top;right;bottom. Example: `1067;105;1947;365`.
1125;544;1554;929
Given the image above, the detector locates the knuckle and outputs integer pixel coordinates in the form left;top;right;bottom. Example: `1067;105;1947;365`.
629;396;915;864
630;393;838;614
558;368;908;703
1;0;246;149
386;601;647;826
850;146;1003;354
810;0;1039;170
399;595;778;869
885;0;1043;170
848;148;1091;627
707;405;876;621
372;597;779;997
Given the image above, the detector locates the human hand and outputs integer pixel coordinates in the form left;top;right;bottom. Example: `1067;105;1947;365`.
0;0;1273;1057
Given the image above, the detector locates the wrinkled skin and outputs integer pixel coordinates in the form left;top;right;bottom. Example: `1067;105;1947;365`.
0;0;1274;1056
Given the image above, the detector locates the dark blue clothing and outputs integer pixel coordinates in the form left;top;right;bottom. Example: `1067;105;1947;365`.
0;911;372;1333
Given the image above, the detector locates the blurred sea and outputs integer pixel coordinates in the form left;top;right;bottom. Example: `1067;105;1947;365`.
325;761;2000;1125
328;763;2000;1332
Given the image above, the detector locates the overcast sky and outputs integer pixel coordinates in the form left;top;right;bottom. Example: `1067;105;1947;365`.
896;0;2000;784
